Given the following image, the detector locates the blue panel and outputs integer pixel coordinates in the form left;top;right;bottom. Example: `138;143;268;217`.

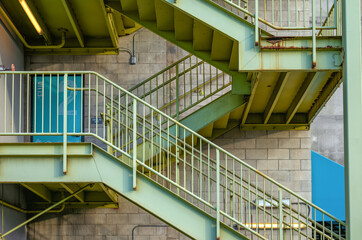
32;75;82;143
312;151;345;221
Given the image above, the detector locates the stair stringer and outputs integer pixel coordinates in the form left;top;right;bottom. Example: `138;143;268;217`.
0;143;247;240
107;0;342;72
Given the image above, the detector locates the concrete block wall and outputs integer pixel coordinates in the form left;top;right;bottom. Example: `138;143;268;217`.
213;129;312;200
24;29;311;239
27;195;190;240
311;86;344;165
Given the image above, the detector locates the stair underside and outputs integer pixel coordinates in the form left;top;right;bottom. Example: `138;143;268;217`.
0;143;248;240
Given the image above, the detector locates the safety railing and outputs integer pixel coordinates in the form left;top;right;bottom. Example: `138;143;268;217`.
209;0;341;67
0;71;345;240
114;54;231;121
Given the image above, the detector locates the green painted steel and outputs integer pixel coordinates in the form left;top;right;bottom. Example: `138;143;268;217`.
0;143;247;240
107;0;342;71
342;0;362;239
0;71;346;240
179;92;246;133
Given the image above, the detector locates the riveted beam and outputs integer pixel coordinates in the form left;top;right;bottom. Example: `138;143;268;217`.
100;183;118;203
100;0;119;48
285;72;318;124
240;124;309;131
60;0;84;47
241;73;260;124
264;72;290;124
21;183;52;203
59;183;85;202
308;72;342;123
25;47;119;55
23;0;53;44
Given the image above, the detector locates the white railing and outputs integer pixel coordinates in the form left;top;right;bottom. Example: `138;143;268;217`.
0;71;345;240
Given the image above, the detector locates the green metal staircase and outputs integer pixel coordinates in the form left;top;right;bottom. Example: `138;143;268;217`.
0;71;346;239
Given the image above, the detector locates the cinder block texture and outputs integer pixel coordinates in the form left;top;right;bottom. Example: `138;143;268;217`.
25;28;312;240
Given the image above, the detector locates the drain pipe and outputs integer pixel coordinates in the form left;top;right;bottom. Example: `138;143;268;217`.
131;225;168;240
0;6;66;49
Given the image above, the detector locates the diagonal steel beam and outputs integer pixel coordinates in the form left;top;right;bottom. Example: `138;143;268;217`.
241;73;260;124
308;72;342;123
285;72;318;124
263;72;290;124
0;184;92;239
60;183;85;202
21;183;52;203
60;0;84;47
100;183;118;203
100;0;119;48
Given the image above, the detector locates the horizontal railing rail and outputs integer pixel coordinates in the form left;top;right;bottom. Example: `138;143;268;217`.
113;54;231;121
209;0;341;68
0;71;345;240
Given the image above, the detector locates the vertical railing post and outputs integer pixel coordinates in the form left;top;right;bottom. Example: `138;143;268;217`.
107;105;112;154
216;149;220;240
255;0;259;46
279;189;283;240
133;98;137;190
312;0;317;68
343;0;362;238
63;74;68;174
175;64;180;121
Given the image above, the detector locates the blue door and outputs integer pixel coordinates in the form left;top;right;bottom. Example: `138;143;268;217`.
33;75;82;143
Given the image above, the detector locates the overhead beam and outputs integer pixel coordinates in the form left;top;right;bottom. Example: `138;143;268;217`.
60;0;84;47
285;72;318;124
60;183;85;202
308;72;342;123
23;0;53;44
21;183;52;203
264;72;290;124
241;73;260;124
100;0;119;48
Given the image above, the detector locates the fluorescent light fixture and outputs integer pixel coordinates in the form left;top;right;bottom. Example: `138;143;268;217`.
19;0;43;35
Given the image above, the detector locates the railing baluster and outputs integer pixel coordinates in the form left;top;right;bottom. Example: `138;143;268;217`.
216;149;220;240
312;0;317;68
63;74;68;174
279;189;283;240
176;64;179;121
133;98;137;190
255;0;259;46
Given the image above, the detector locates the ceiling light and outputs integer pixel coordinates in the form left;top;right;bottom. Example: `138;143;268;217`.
19;0;43;35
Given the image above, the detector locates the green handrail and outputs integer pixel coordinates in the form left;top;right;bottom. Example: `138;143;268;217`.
0;71;345;240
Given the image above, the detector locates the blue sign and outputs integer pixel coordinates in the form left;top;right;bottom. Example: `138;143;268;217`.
32;75;82;143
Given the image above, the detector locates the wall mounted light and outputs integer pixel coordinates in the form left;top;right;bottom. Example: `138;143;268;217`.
19;0;43;35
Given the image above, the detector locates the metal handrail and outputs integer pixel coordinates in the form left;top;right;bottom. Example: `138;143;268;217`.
0;71;345;240
209;0;341;68
113;54;231;121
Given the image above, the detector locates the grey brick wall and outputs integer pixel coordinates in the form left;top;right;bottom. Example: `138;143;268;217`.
25;29;311;239
214;129;312;200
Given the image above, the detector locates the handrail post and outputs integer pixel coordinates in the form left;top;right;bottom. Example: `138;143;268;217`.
278;189;283;240
175;64;180;121
63;74;68;174
107;105;112;154
133;98;137;190
312;0;316;68
255;0;259;46
216;149;220;240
